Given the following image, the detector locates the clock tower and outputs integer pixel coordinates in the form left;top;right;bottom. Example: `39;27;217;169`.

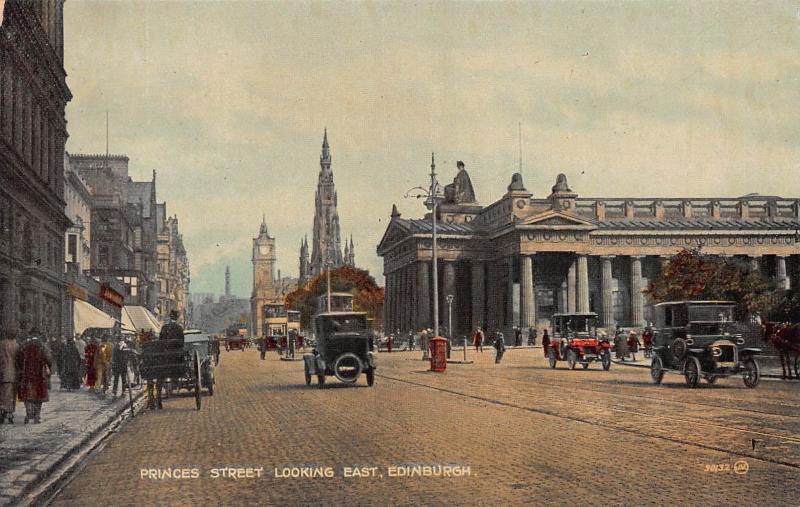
250;215;277;337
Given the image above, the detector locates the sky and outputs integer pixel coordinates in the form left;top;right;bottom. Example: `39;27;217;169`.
62;1;800;297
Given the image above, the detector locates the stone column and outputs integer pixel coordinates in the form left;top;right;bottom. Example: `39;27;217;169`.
577;255;589;313
443;262;456;335
471;260;485;329
400;267;408;332
383;273;391;332
776;255;790;290
559;282;567;313
520;255;535;329
567;259;577;313
600;256;615;328
630;256;644;328
506;257;515;328
417;261;430;330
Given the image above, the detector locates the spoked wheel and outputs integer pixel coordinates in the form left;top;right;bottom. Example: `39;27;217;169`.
601;350;611;371
194;351;202;410
567;349;577;370
683;356;701;388
742;357;761;389
304;363;312;386
366;370;375;386
651;355;665;385
548;349;557;369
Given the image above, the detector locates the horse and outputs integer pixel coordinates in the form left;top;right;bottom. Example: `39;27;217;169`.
762;322;800;379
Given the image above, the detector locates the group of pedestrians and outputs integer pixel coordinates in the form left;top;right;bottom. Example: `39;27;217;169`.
613;325;647;362
0;327;138;426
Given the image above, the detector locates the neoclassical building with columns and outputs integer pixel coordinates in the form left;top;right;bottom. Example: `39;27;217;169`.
377;163;800;341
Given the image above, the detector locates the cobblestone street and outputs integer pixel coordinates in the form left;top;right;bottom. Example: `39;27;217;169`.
50;347;800;506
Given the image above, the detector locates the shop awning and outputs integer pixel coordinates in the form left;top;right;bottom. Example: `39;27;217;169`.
122;306;162;334
74;299;118;334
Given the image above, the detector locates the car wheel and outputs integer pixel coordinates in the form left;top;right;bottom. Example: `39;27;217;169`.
366;370;375;386
317;374;325;388
742;357;760;388
548;348;557;369
601;349;611;371
651;355;664;385
684;356;701;388
304;363;311;386
567;349;577;370
333;353;362;383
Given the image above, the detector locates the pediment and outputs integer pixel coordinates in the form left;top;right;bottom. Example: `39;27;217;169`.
377;221;413;253
519;210;597;230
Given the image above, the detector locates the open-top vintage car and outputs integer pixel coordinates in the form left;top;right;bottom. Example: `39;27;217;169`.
547;312;612;370
303;311;376;387
650;301;761;388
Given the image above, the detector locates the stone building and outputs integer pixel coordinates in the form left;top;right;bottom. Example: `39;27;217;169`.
69;154;159;310
0;0;72;337
155;204;189;323
250;216;277;336
299;130;354;282
377;160;800;341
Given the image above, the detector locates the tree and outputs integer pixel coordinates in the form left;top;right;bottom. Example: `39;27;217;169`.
646;249;775;319
285;266;384;329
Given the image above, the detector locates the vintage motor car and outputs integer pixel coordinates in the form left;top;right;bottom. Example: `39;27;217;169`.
303;311;376;387
650;301;761;388
547;312;612;370
184;330;216;396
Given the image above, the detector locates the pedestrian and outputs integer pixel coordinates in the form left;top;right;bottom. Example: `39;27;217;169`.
84;337;98;390
111;338;128;397
0;329;19;424
74;334;87;383
642;324;654;358
613;325;624;361
627;330;641;362
493;331;506;364
541;329;550;358
50;337;63;381
387;333;392;353
60;335;82;390
514;327;522;347
407;330;414;351
259;336;267;360
472;326;484;352
95;336;113;396
15;330;52;424
528;327;537;347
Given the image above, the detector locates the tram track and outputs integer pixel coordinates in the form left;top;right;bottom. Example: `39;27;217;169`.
375;371;800;471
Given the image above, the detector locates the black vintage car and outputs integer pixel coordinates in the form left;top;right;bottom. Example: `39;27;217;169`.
303;311;376;388
650;301;761;388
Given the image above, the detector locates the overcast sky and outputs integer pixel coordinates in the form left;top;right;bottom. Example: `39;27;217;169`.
63;1;800;297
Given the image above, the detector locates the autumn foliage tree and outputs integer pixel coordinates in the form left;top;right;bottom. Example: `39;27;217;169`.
645;249;774;319
284;266;384;329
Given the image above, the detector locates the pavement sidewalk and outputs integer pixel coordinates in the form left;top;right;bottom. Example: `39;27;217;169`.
0;377;144;507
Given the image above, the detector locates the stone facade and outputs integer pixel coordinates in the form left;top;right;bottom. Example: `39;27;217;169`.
299;130;354;282
377;165;800;341
0;0;72;338
155;205;189;323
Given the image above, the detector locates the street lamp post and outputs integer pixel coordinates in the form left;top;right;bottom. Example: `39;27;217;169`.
406;153;444;360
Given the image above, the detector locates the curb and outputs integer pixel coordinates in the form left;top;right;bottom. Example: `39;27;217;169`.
4;388;145;507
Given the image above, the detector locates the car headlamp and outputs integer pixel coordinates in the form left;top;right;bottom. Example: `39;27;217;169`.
711;346;722;357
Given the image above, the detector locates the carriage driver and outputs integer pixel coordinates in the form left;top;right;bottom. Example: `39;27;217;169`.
159;310;185;343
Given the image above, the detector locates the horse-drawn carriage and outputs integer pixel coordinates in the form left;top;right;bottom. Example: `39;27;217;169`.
139;330;214;410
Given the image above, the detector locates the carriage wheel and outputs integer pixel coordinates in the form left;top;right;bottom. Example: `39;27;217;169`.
194;351;202;410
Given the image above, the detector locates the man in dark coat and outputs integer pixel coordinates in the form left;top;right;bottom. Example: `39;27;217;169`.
159;310;184;343
60;336;82;390
541;329;550;358
493;331;506;364
15;331;52;424
527;327;537;346
111;338;129;397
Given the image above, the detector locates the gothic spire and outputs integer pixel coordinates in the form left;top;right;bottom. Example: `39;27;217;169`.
321;128;330;163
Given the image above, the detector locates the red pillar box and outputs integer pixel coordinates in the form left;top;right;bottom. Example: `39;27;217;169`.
429;336;447;372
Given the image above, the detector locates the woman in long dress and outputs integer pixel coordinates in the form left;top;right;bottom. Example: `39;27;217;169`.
84;338;98;389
